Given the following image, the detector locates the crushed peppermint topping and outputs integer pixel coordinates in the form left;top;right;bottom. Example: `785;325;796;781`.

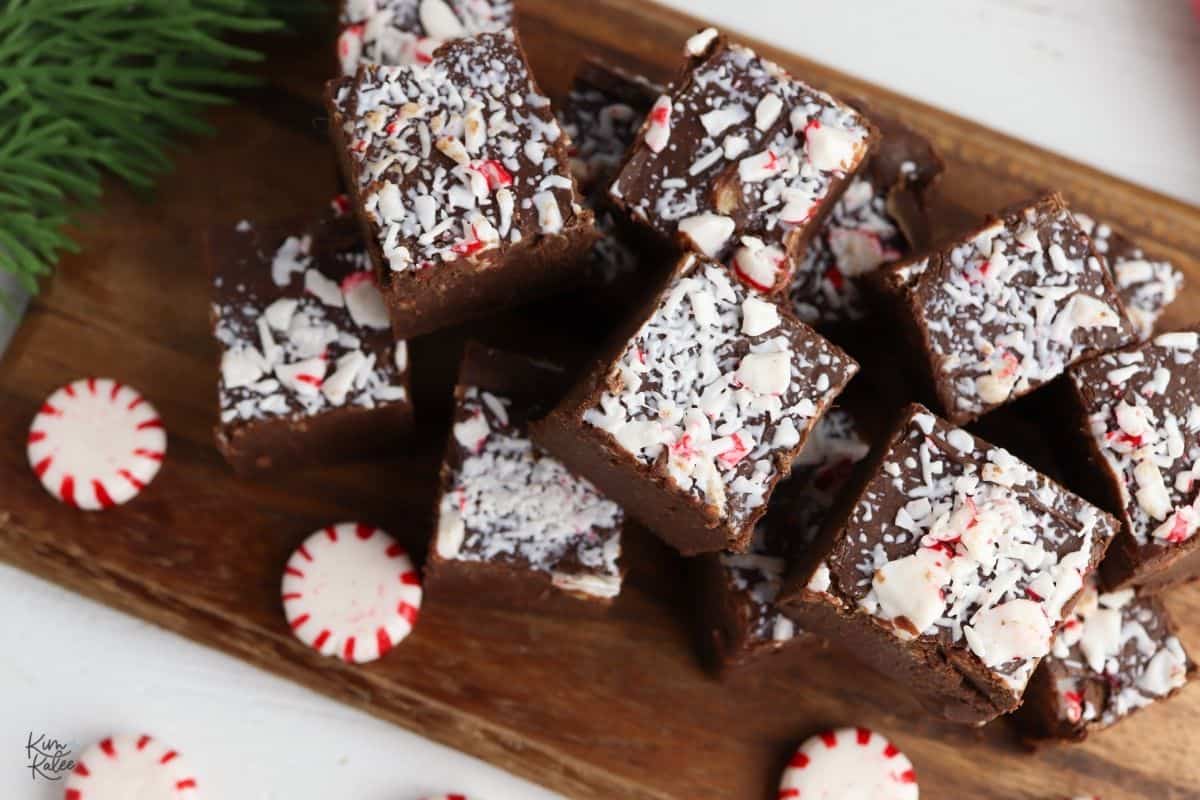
212;221;410;425
810;407;1115;696
1074;212;1183;341
1045;582;1190;729
581;255;857;541
330;30;586;274
436;385;623;598
337;0;513;74
610;33;872;270
720;409;869;646
890;194;1136;422
1070;328;1200;551
556;60;662;286
789;175;905;325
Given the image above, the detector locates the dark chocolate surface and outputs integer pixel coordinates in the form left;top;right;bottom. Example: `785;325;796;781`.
609;31;875;290
797;404;1117;713
1024;584;1193;739
881;193;1137;423
788;108;943;326
1068;328;1200;590
574;254;858;550
431;344;624;600
329;30;591;276
336;0;514;74
209;209;410;428
1074;212;1183;341
710;408;870;661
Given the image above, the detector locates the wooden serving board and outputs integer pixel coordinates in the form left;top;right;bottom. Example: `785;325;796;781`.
3;2;1199;798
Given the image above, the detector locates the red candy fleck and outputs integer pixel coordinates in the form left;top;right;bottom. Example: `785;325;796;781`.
1165;513;1191;543
340;270;376;293
1063;690;1084;723
468;159;513;190
996;350;1019;379
671;433;696;460
338;23;364;59
330;193;352;216
717;434;748;467
733;261;775;293
825;263;845;291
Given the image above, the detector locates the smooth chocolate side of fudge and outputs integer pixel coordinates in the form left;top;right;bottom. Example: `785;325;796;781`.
532;253;859;556
207;213;413;474
788;105;944;327
427;343;624;609
1074;212;1183;341
1064;328;1200;592
609;29;878;296
692;552;819;674
558;58;675;294
326;30;599;339
561;58;664;198
872;192;1137;424
693;407;870;674
337;0;514;74
778;403;1119;724
1014;583;1194;742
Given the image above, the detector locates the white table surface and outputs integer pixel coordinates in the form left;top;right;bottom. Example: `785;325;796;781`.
3;2;1198;799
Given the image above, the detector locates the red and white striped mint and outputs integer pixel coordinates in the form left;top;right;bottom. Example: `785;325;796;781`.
422;795;478;800
282;522;422;664
28;378;166;510
779;727;918;800
64;734;199;799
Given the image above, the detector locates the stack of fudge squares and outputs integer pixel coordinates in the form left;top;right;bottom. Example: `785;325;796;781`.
205;0;1195;746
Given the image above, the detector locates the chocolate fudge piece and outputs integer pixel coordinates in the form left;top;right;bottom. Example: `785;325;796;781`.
558;59;667;288
326;31;598;339
427;344;624;608
1074;212;1183;341
1065;329;1200;591
779;404;1119;724
874;193;1137;424
208;212;413;474
694;408;870;673
788;108;943;327
532;253;859;555
1016;581;1193;741
337;0;513;74
609;28;877;295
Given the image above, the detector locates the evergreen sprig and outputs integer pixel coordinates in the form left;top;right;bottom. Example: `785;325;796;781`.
0;0;310;293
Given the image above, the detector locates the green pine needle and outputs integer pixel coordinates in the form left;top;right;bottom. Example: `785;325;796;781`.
0;0;318;295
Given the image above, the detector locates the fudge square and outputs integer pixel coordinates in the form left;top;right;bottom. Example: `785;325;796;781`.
693;407;870;673
427;343;624;608
778;403;1118;724
532;253;859;556
337;0;513;74
1074;212;1183;341
1066;328;1200;591
609;28;877;296
787;107;943;327
326;30;597;339
208;211;412;474
874;192;1137;424
1015;581;1193;741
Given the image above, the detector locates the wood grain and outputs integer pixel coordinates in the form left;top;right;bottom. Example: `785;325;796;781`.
2;2;1199;798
